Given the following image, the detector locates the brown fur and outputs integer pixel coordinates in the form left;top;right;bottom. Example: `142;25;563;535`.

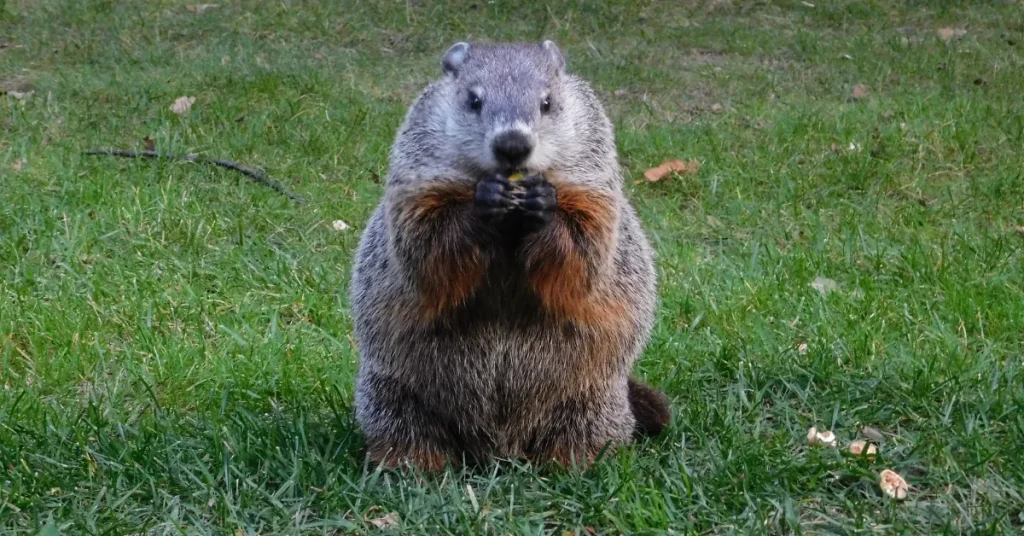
368;439;451;472
628;378;672;437
535;444;597;469
406;182;474;217
554;182;618;244
518;181;638;401
390;182;486;321
522;182;621;327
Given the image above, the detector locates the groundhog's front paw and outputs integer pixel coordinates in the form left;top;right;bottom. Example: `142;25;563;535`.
514;174;557;233
474;174;516;224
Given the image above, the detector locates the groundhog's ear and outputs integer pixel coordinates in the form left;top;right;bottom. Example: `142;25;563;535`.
442;42;471;77
542;40;566;75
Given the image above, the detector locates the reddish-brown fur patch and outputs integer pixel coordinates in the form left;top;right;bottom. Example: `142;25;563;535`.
417;243;485;321
535;443;598;470
408;183;474;218
525;222;591;315
523;183;626;328
554;184;618;245
368;439;451;472
392;182;484;321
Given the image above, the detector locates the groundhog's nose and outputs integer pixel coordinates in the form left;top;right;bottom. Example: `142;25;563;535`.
491;130;533;168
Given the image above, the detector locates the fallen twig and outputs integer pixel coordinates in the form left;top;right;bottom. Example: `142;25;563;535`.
82;148;305;203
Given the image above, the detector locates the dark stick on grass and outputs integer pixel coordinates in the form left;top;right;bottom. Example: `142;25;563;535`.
83;148;305;203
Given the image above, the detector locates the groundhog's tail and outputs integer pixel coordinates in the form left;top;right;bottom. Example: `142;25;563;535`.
628;377;672;438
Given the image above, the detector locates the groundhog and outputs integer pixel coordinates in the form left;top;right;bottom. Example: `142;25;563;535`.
349;40;670;470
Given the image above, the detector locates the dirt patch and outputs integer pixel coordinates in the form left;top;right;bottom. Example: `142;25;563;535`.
0;76;35;95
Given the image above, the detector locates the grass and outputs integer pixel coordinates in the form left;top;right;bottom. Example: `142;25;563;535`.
2;0;1023;533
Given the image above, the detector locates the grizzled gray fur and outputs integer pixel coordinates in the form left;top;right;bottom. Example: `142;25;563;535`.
349;40;669;470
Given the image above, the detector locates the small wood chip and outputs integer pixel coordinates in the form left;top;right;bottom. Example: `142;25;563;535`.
807;427;837;448
879;469;908;500
367;511;400;530
937;27;967;42
849;440;878;460
186;4;219;13
810;276;838;297
170;96;196;115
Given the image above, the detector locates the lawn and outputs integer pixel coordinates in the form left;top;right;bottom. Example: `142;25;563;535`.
2;0;1023;533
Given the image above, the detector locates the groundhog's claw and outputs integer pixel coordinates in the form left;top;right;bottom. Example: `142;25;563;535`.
474;174;516;223
516;174;556;232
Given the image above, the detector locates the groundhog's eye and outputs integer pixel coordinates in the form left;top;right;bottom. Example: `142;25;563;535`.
540;96;552;114
468;91;483;113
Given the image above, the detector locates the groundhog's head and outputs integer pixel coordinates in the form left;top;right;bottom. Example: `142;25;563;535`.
437;40;576;175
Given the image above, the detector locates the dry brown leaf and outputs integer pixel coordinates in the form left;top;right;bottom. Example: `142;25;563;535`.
643;159;700;182
314;52;325;60
810;277;838;297
367;512;400;530
186;4;219;13
12;158;26;172
937;27;966;42
850;83;869;100
849;440;878;460
143;136;155;151
170;96;196;115
879;469;908;500
861;426;885;443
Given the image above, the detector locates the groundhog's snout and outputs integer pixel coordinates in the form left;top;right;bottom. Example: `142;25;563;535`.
491;130;533;169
